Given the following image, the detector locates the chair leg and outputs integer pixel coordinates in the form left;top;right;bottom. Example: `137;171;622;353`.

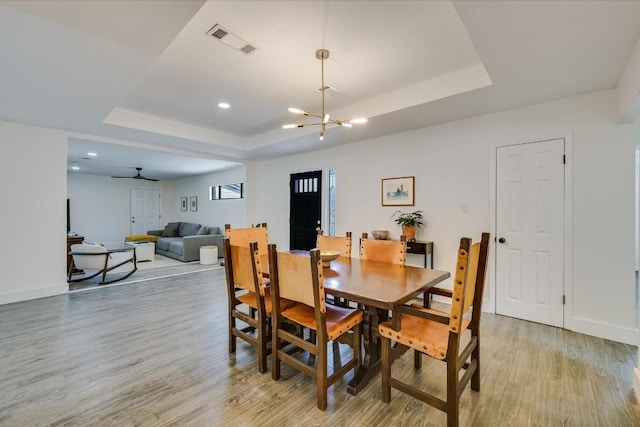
446;357;459;427
258;316;268;374
272;324;281;381
381;335;391;403
229;311;236;354
414;349;422;368
317;337;328;410
471;333;480;391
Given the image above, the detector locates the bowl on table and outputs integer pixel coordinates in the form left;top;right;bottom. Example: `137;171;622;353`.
320;250;341;267
371;230;390;240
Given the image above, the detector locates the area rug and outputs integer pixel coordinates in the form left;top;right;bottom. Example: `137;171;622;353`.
68;254;223;292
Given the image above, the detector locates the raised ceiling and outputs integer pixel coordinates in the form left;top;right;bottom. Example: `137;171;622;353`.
1;1;640;179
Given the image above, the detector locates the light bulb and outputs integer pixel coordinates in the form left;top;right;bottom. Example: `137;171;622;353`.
351;118;368;124
282;124;296;129
288;107;305;114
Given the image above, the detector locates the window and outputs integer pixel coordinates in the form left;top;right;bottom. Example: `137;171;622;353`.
328;169;336;236
210;183;244;200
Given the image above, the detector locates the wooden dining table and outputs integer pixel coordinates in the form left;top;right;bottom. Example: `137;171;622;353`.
266;252;451;395
322;256;450;394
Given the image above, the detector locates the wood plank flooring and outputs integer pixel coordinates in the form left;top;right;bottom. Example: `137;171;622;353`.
1;268;639;426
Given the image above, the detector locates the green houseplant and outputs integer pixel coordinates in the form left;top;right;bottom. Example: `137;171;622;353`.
390;210;424;241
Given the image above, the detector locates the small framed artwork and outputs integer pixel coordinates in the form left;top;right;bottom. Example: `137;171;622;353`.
382;176;415;206
190;196;198;212
180;197;188;211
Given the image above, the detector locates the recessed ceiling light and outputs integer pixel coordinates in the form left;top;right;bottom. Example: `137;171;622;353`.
87;152;97;156
218;102;230;109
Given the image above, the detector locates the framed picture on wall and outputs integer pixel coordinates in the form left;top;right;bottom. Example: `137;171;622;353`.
381;176;415;206
181;197;188;211
190;196;198;212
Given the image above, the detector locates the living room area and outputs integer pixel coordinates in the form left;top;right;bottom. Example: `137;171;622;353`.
66;140;247;288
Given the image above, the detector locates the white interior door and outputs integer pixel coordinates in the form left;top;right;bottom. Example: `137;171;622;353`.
130;188;161;235
495;138;565;327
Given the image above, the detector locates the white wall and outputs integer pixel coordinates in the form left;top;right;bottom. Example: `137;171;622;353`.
249;89;637;344
67;174;175;249
170;165;247;231
0;120;67;304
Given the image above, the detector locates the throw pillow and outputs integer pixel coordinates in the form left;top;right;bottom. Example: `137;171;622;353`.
196;226;208;235
162;222;179;237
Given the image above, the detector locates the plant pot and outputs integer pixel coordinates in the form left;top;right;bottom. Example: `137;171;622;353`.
402;225;417;242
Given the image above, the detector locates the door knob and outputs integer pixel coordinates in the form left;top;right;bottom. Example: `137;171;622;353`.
498;237;506;244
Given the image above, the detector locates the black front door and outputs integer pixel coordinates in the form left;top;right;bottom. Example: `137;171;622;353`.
290;170;322;250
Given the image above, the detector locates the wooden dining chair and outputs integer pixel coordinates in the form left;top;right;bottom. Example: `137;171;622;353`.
317;230;352;306
224;223;269;262
268;244;363;410
223;237;292;373
316;230;352;257
378;233;490;427
359;233;407;265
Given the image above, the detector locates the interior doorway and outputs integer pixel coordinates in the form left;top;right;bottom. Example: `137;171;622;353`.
494;138;566;327
290;170;322;250
130;188;161;235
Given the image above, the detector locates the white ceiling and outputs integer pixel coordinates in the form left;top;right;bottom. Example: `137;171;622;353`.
1;0;639;179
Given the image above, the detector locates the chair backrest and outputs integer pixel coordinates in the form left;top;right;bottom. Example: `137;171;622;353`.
268;244;325;313
225;223;269;256
70;243;108;270
316;231;352;258
223;238;265;296
359;233;406;265
449;233;490;334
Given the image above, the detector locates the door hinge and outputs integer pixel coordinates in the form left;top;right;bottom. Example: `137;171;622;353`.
562;295;566;305
562;154;566;164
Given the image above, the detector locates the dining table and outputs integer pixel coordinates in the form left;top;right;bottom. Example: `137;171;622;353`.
267;252;451;395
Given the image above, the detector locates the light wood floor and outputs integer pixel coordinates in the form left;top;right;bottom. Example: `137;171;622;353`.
1;268;639;426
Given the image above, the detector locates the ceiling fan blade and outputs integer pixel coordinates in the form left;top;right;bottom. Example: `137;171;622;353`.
110;167;158;181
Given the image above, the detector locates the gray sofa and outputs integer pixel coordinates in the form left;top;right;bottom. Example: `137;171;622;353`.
147;222;223;262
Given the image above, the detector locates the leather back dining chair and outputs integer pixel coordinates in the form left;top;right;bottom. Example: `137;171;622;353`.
317;230;353;306
268;244;362;410
223;238;293;373
225;223;269;270
316;230;352;258
378;233;490;427
359;233;407;265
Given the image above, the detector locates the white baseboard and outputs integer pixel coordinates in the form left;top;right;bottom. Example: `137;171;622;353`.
568;316;637;345
0;283;67;305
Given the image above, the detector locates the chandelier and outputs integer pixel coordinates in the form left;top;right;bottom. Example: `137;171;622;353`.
282;49;367;140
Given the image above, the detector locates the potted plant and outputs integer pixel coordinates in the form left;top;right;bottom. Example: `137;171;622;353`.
390;210;424;242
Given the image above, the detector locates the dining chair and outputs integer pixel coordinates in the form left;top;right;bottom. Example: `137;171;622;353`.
225;223;269;267
378;233;490;427
317;230;352;307
268;244;363;410
223;238;293;373
359;233;407;265
316;230;352;257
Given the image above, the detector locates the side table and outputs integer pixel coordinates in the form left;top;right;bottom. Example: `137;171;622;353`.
124;241;155;262
406;240;434;268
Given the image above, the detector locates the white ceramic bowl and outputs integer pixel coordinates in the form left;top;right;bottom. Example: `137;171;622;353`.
371;230;390;240
320;250;340;267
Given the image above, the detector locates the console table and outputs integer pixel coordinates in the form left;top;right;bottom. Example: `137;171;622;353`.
405;240;433;268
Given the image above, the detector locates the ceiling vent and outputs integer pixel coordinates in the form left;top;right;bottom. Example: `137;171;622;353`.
206;24;257;55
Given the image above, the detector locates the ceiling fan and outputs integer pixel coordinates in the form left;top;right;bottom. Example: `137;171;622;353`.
111;167;159;182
